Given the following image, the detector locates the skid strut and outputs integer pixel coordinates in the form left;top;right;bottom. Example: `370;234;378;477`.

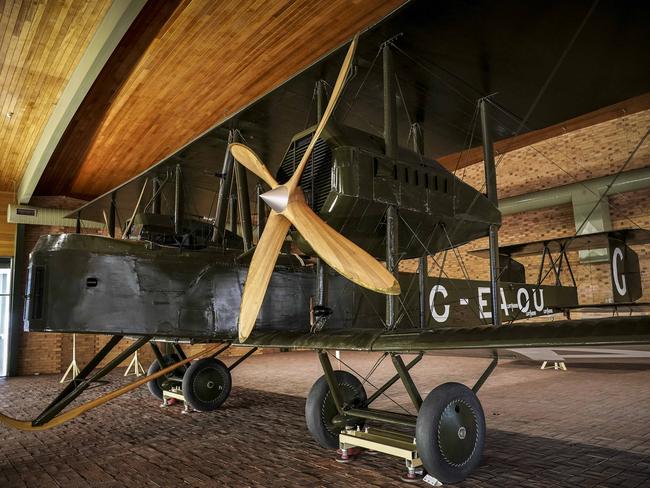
34;336;151;426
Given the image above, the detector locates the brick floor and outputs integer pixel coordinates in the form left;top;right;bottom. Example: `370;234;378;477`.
0;351;649;487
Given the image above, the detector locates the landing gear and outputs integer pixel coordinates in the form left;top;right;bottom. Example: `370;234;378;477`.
305;351;496;483
305;370;367;449
416;382;486;484
182;358;232;412
146;354;186;401
147;342;256;411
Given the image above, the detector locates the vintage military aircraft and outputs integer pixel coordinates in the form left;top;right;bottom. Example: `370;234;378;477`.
4;23;650;485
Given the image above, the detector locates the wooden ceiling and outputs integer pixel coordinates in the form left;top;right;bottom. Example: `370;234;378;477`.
36;0;406;200
0;0;110;193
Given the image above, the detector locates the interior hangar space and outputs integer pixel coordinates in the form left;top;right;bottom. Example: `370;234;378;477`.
0;1;649;486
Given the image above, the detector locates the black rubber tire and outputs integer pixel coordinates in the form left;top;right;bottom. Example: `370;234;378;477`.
146;354;186;401
182;358;232;412
305;370;367;449
415;382;486;484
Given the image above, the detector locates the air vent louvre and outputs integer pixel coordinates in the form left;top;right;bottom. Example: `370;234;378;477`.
276;133;332;213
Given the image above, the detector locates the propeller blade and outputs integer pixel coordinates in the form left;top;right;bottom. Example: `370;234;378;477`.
286;197;400;295
230;143;278;189
287;35;359;191
238;211;292;342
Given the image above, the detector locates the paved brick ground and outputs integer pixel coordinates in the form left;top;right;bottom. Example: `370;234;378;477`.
0;351;649;487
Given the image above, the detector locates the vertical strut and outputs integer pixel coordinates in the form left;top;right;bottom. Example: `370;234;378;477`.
383;43;397;158
315;79;329;307
235;157;253;250
383;42;400;329
480;99;501;327
411;122;427;329
172;343;187;361
472;355;498;393
212;130;238;244
418;257;427;328
229;193;238;235
386;206;399;328
150;342;166;366
256;183;267;239
108;192;116;238
174;164;183;235
151;176;161;214
75;212;81;234
391;354;422;411
318;351;344;415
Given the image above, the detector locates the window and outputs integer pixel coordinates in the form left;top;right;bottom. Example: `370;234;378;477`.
0;260;11;377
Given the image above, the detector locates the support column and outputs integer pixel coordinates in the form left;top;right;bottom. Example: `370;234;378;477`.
75;212;81;234
480;99;501;327
7;224;25;377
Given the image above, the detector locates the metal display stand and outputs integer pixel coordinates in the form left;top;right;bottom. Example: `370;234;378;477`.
60;334;81;383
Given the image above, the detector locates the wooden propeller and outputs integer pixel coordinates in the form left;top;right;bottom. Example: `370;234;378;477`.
231;35;400;343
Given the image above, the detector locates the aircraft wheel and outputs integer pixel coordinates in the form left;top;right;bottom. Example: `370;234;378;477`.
416;382;485;484
147;354;186;401
305;371;367;449
182;358;232;412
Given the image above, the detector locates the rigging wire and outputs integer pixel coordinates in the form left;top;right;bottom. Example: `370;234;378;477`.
495;0;601;169
327;351;412;415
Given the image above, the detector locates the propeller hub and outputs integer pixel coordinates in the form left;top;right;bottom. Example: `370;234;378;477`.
260;185;289;213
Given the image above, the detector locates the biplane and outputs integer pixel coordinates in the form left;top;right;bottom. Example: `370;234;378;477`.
4;21;650;485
